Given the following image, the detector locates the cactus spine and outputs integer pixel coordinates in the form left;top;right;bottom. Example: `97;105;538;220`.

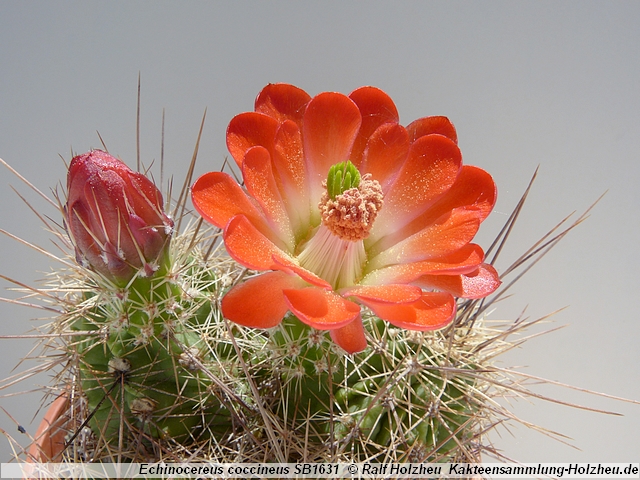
267;314;485;462
28;148;495;463
57;218;490;462
69;235;234;451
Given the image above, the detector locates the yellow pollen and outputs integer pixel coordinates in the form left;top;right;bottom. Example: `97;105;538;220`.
320;174;383;242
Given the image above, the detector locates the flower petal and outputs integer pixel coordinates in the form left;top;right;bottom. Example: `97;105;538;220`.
330;317;368;354
224;214;330;288
362;244;486;285
272;255;331;289
273;120;311;235
367;209;482;270
359;292;456;331
422;165;497;223
254;83;311;128
191;171;270;234
227;112;278;168
282;287;361;330
67;200;114;275
416;263;501;299
359;123;409;192
221;271;301;328
371;165;497;254
370;134;462;243
223;214;293;270
348;86;399;168
341;284;422;304
243;146;295;250
303;92;362;208
123;171;168;226
407;116;457;144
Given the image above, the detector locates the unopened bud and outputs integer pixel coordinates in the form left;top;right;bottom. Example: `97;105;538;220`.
65;150;173;283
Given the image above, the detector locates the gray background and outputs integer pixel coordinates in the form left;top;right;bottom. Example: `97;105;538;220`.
1;1;638;463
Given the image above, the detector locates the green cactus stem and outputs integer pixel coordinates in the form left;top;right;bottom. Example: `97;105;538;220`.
66;229;251;455
267;314;483;462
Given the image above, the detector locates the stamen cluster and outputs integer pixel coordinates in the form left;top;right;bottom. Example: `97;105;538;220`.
320;174;383;241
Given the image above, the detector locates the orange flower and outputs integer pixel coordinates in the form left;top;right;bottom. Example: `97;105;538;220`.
191;84;500;353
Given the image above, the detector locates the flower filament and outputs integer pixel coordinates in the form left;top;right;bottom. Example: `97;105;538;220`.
298;224;366;289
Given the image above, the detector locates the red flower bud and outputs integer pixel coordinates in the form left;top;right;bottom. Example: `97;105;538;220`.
65;150;173;282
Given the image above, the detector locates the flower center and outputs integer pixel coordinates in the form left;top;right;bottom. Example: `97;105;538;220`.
320;162;383;242
297;161;383;289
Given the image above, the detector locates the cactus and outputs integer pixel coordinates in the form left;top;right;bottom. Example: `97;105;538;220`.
2;87;620;468
261;312;488;463
54;150;253;458
42;146;498;463
69;243;228;449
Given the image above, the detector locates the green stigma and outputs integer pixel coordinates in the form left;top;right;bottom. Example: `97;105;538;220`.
326;161;361;200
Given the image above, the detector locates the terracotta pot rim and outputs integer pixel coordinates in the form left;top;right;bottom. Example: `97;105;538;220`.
27;392;70;463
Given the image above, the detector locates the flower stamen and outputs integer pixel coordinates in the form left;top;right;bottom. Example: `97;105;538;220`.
320;173;383;242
